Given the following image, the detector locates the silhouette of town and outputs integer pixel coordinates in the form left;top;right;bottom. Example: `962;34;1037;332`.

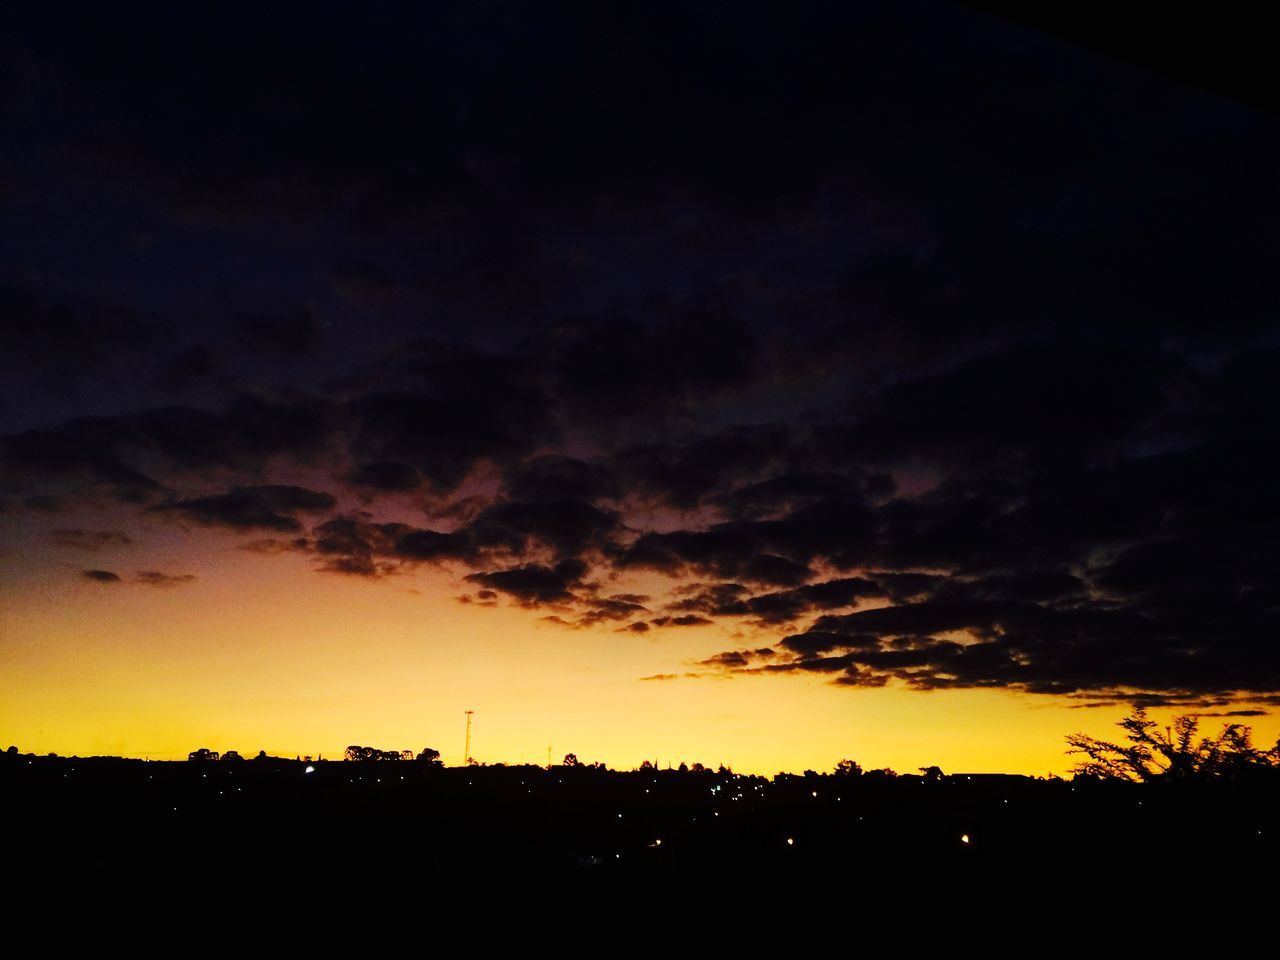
7;710;1277;884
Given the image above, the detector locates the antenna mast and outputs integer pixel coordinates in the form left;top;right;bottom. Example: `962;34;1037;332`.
463;709;474;765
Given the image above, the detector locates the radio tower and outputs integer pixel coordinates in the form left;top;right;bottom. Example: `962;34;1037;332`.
463;709;474;766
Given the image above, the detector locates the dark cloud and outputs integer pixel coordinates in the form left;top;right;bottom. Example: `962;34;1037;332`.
542;589;653;629
1;393;337;507
135;570;196;587
346;380;549;495
778;631;879;657
668;582;751;615
51;529;132;549
329;261;396;312
308;513;415;577
616;495;879;582
79;567;193;587
342;497;622;577
504;455;620;504
1;425;162;503
703;574;1280;700
713;472;896;522
817;340;1202;474
232;308;327;360
697;648;775;669
347;461;421;493
608;425;790;511
150;485;336;532
239;537;311;555
125;395;337;473
464;500;619;560
545;313;764;428
394;529;471;563
464;559;587;606
151;344;218;393
650;615;713;628
4;2;1280;708
22;495;67;513
742;577;887;625
0;284;157;384
571;595;651;627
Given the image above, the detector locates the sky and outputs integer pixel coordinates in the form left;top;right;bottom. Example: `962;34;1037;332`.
3;2;1279;774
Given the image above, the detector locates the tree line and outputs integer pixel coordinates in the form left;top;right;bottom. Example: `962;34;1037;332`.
175;709;1280;782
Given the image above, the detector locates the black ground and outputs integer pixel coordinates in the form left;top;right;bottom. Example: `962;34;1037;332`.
7;752;1275;889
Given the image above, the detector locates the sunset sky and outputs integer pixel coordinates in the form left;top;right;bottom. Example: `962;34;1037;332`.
3;3;1279;774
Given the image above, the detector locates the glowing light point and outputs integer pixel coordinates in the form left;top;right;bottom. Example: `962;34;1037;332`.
960;833;971;844
305;765;315;774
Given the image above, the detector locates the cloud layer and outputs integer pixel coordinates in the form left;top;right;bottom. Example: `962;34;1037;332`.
3;3;1279;708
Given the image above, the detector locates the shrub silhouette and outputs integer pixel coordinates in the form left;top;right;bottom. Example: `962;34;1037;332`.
1067;708;1280;782
344;745;408;761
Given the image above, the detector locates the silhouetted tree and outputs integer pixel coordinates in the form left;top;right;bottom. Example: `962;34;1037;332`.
344;745;404;761
834;758;863;777
188;747;219;762
1066;708;1280;782
863;767;897;781
562;753;580;767
678;762;689;772
639;760;654;770
920;765;944;781
416;747;442;765
691;762;706;773
222;750;244;762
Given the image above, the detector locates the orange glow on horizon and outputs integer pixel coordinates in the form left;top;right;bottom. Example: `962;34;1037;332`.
3;518;1276;774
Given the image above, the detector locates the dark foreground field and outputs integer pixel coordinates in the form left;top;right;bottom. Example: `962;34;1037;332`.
6;752;1277;896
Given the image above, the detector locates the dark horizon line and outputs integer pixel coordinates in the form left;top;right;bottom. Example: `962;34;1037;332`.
8;748;1040;780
